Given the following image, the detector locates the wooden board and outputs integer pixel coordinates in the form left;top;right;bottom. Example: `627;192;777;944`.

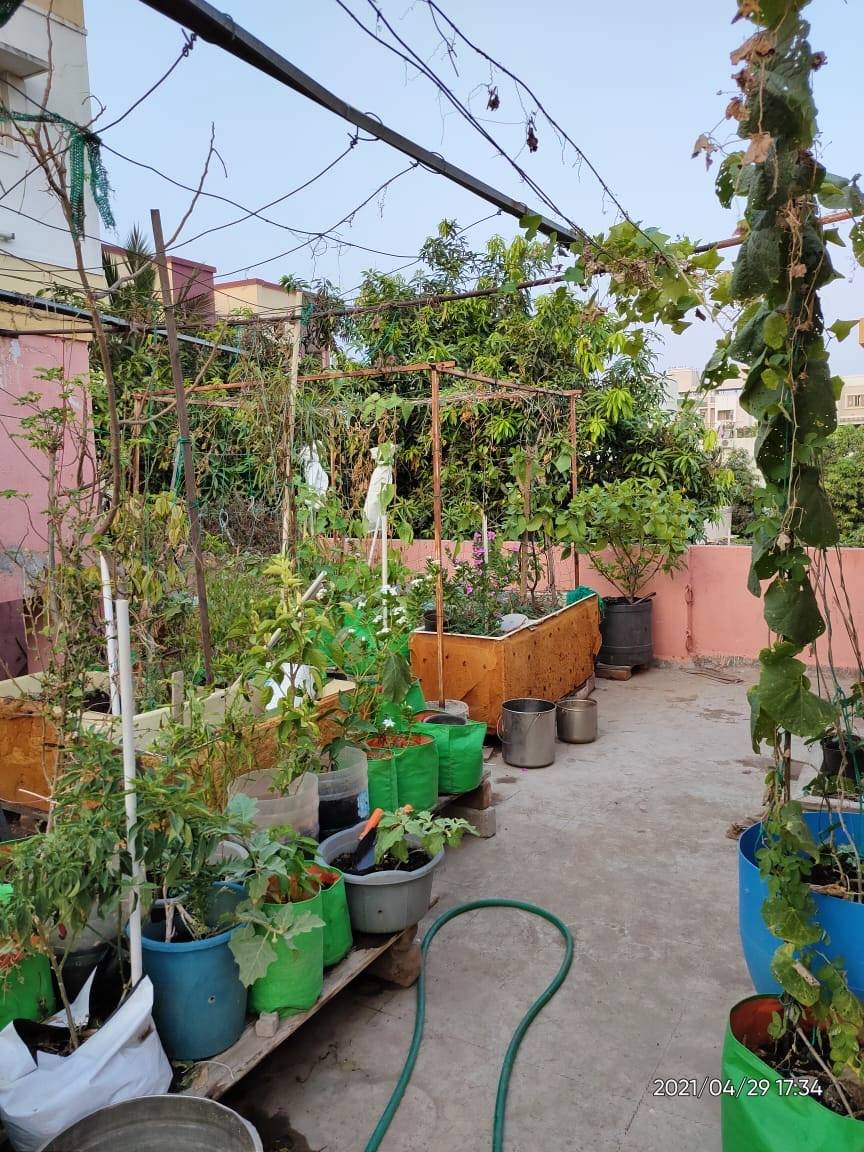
182;928;413;1100
409;596;600;726
0;697;59;809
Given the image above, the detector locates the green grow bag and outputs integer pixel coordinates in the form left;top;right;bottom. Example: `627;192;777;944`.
0;953;56;1031
321;871;353;967
248;889;324;1016
367;750;399;811
368;734;439;812
412;718;486;794
722;996;864;1151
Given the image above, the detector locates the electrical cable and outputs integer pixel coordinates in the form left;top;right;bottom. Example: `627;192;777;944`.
364;898;574;1152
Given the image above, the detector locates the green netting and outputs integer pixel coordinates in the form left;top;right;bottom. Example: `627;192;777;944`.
0;110;114;237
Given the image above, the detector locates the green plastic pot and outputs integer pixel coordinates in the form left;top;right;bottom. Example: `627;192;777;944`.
411;717;486;794
0;953;56;1031
722;996;864;1151
248;889;324;1016
321;871;353;967
368;734;438;811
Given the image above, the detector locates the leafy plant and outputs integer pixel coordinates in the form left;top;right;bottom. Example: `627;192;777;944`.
560;478;695;601
374;807;477;866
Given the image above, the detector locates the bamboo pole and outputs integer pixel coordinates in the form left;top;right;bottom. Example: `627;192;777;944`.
569;393;580;589
280;295;303;559
150;208;214;684
519;452;533;600
430;367;446;709
115;599;143;986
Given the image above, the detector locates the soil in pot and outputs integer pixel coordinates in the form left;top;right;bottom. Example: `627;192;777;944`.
331;848;431;876
807;841;864;898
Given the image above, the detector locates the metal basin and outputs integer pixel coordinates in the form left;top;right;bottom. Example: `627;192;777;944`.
556;698;598;744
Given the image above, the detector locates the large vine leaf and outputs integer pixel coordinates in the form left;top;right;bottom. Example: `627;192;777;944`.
758;643;835;738
771;943;822;1005
228;923;277;987
763;576;825;645
791;466;839;547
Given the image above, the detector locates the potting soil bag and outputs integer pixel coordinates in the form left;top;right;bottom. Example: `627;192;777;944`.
0;974;171;1152
721;998;864;1152
367;752;399;811
412;719;486;794
249;890;325;1016
322;874;353;967
394;737;439;810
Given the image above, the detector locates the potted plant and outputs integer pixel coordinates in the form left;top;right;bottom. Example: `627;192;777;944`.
561;477;695;666
332;585;440;812
223;816;326;1013
317;807;476;933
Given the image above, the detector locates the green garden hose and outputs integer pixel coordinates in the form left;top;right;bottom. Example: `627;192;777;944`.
364;898;574;1152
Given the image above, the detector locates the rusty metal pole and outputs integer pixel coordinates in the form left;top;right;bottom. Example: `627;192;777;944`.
430;367;446;708
150;208;214;683
569;393;580;589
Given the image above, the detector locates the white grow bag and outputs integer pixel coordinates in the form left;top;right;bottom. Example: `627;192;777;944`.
0;974;171;1151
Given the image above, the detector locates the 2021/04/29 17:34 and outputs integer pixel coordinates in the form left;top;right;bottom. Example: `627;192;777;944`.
651;1077;823;1098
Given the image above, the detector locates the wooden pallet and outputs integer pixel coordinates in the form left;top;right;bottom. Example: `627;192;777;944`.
182;925;420;1100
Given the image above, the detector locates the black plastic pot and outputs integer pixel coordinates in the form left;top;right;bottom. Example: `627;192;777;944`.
423;606;450;632
821;735;864;782
597;597;653;667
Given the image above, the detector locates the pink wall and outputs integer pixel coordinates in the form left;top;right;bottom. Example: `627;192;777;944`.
0;334;92;603
396;541;864;669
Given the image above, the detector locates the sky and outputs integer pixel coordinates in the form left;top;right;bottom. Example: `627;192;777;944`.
83;0;864;375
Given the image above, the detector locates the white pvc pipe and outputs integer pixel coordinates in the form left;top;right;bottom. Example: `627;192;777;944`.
115;599;143;986
481;511;490;564
98;553;121;717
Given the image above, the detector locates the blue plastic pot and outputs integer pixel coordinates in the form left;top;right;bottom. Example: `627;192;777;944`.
140;882;247;1060
739;811;864;1000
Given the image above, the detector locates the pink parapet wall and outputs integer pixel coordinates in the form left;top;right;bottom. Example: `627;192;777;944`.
395;541;864;669
0;334;93;603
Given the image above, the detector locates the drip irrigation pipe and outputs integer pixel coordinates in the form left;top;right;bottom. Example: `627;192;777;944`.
364;898;574;1152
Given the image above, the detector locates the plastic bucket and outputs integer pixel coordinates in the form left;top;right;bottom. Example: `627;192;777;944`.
598;597;653;667
498;698;556;768
248;889;324;1015
556;698;598;744
230;770;319;838
739;812;864;1000
140;882;247;1060
318;746;369;836
318;823;441;934
38;1096;263;1152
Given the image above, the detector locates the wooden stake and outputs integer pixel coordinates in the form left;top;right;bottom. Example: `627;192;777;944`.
171;671;185;723
150;208;214;684
519;451;533;600
569;393;580;589
430;367;446;709
280;294;303;559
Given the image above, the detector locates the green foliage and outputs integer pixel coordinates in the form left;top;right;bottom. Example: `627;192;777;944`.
560;478;695;601
374;807;477;866
821;424;864;546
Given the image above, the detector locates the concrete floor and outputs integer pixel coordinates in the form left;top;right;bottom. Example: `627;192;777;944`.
227;666;767;1152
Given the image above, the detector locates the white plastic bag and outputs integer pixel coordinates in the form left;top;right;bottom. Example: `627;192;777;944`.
0;974;171;1151
363;443;395;533
299;443;329;509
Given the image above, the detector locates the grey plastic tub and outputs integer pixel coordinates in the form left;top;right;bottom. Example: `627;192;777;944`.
317;823;443;934
37;1096;262;1152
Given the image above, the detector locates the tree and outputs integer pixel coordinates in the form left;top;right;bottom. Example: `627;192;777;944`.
724;448;758;539
822;424;864;546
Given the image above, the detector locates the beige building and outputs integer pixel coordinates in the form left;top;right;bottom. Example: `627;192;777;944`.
214;278;298;318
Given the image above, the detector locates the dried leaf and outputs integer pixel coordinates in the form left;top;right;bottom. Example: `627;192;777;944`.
811;51;827;71
743;133;774;165
691;133;716;169
726;97;745;121
526;117;539;153
789;261;807;280
486;85;500;112
731;30;775;65
733;0;760;22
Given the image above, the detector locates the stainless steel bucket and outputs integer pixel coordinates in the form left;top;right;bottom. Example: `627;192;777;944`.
556;697;598;744
37;1097;263;1152
498;698;556;768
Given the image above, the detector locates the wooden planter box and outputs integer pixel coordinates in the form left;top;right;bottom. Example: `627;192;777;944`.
409;595;600;726
0;673;353;812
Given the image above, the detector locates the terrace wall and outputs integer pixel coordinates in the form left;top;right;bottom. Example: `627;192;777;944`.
396;542;864;669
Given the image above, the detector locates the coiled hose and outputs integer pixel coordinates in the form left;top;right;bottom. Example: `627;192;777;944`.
364;898;574;1152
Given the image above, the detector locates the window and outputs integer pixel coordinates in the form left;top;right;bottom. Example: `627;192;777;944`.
717;409;734;421
0;76;18;155
846;393;864;409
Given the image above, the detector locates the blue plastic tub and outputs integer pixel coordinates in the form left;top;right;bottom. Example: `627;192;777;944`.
739;811;864;999
140;882;247;1060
